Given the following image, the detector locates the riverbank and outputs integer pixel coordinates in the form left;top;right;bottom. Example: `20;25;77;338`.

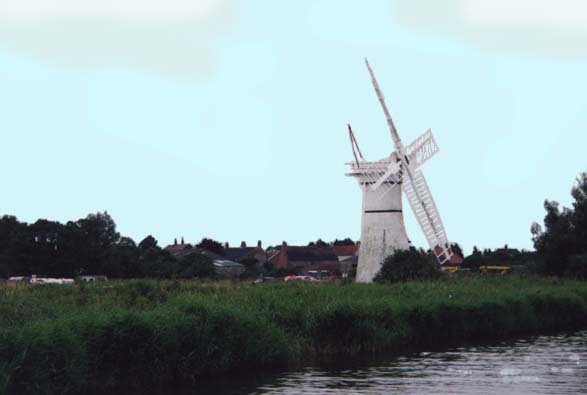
1;277;586;393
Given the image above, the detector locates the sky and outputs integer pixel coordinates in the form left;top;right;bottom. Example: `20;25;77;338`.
1;0;587;254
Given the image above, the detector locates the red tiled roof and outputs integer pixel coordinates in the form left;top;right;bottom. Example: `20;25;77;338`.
164;243;196;258
432;247;463;265
331;245;357;257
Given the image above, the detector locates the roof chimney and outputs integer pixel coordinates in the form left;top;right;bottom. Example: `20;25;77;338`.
240;241;247;248
181;236;184;244
225;242;229;248
257;240;262;248
174;238;177;245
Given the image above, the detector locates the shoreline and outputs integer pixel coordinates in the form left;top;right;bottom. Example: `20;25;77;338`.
1;277;586;393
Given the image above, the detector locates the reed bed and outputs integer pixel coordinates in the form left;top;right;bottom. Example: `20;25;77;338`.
1;277;586;394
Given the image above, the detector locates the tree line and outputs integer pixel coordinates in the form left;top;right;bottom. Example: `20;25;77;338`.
376;172;587;283
2;172;586;281
530;172;587;279
0;212;215;279
458;172;587;278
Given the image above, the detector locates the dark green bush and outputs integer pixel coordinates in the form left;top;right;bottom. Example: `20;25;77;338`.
567;254;587;280
374;249;441;283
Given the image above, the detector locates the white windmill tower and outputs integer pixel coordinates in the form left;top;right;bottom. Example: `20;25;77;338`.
346;59;452;283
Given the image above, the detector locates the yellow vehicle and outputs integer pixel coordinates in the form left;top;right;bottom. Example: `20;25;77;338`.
479;265;511;275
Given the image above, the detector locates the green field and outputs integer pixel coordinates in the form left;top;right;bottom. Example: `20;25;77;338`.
1;277;587;394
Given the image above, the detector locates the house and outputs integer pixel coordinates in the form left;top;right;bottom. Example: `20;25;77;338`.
166;239;267;268
269;242;341;275
331;243;360;277
213;259;245;279
494;246;521;259
432;246;464;265
164;240;198;259
223;241;267;270
164;239;224;260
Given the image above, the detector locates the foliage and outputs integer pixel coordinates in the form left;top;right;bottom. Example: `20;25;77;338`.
462;245;537;271
307;238;328;247
270;267;298;278
333;238;355;246
374;248;440;283
450;243;463;258
567;254;587;280
0;213;212;280
240;258;260;279
462;247;485;270
262;261;273;273
0;278;586;393
532;172;587;277
176;253;215;279
138;235;158;250
196;238;224;255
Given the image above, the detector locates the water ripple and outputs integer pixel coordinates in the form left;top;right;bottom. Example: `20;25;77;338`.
238;330;587;395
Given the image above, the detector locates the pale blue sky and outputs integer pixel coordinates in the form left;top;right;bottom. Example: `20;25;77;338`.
1;0;586;253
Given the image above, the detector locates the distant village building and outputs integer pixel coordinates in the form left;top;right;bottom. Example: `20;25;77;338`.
165;239;268;278
269;242;340;275
432;247;464;265
223;241;267;270
165;239;267;264
494;246;521;258
164;241;198;259
331;243;360;277
213;260;245;278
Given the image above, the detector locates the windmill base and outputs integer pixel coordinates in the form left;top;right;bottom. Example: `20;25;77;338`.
355;211;410;283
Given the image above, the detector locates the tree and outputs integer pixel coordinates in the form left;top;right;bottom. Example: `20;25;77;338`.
76;212;120;247
71;212;121;275
308;238;328;247
567;254;587;280
177;253;215;279
138;235;158;250
333;238;355;246
0;212;190;279
462;247;485;270
374;248;440;283
532;172;587;276
239;258;260;279
262;261;273;273
0;262;10;278
196;238;224;255
450;243;464;258
108;237;141;278
137;235;175;278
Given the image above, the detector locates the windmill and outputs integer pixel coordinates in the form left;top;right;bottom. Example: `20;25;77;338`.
346;59;452;283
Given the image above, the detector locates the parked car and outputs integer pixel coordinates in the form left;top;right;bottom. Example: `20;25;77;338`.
284;275;318;282
30;276;74;285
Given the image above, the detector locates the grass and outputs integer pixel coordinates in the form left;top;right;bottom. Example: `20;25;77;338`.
1;276;587;393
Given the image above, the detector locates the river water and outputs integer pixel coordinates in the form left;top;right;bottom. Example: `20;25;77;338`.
195;330;587;395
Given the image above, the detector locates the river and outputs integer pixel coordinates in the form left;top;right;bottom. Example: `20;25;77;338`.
193;330;587;395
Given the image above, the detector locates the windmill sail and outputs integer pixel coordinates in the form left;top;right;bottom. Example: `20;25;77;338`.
364;58;452;263
402;170;451;263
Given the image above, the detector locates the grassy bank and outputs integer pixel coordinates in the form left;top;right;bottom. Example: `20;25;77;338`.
1;277;587;393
